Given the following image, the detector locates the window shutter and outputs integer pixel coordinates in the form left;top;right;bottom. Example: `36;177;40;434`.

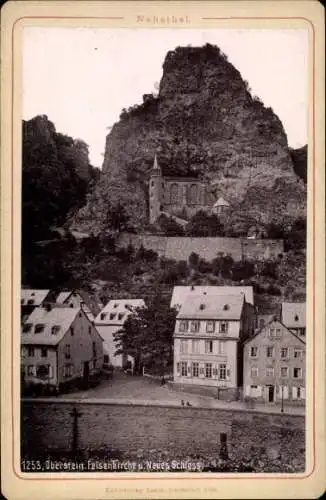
284;386;289;399
33;366;36;376
301;387;305;399
187;365;191;375
292;386;297;400
245;385;250;397
212;368;217;377
226;368;231;379
48;365;53;378
199;365;204;376
176;362;180;374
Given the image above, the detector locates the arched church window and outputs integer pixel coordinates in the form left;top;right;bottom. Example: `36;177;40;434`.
189;184;198;205
170;183;179;204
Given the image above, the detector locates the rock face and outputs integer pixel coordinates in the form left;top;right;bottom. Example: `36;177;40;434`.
73;44;306;233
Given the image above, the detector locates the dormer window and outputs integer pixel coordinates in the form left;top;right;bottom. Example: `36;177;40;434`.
35;324;45;334
100;313;107;321
223;304;229;311
294;315;299;322
27;299;34;305
113;303;118;308
23;323;32;333
110;313;116;320
31;292;35;296
118;313;125;321
199;304;206;310
51;325;60;335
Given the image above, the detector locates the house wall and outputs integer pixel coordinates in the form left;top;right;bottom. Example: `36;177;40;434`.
21;346;57;386
94;325;125;368
57;312;103;385
173;318;240;392
243;321;305;405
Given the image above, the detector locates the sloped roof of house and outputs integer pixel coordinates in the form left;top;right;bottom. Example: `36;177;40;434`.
244;318;306;345
214;197;230;207
21;289;50;306
56;290;101;316
21;306;79;345
170;285;254;309
177;294;244;320
95;299;146;325
281;302;306;329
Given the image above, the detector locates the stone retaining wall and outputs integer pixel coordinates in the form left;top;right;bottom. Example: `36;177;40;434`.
21;401;304;470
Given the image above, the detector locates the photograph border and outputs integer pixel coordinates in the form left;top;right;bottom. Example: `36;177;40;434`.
1;1;325;499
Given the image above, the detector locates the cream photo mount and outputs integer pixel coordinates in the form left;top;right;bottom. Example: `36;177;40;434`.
1;1;325;499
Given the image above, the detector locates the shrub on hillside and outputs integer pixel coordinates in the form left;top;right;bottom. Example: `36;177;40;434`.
135;245;158;262
266;284;282;296
157;214;185;236
186;210;224;237
198;258;214;274
232;260;255;281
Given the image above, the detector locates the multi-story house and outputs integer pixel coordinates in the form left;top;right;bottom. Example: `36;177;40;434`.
56;289;102;322
170;285;255;311
243;318;305;405
281;302;306;338
21;289;52;322
173;293;254;400
21;304;103;393
94;299;146;368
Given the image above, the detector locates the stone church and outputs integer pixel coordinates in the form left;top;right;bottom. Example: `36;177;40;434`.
149;155;227;224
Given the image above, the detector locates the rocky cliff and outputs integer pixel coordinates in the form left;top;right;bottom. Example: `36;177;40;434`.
73;44;306;234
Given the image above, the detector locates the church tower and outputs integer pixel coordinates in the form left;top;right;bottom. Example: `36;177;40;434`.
149;154;162;224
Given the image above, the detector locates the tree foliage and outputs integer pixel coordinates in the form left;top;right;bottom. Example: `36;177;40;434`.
113;295;177;376
186;210;224;237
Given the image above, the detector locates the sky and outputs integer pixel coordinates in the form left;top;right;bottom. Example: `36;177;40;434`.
23;28;308;168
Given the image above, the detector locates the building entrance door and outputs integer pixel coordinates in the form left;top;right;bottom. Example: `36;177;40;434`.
267;385;274;402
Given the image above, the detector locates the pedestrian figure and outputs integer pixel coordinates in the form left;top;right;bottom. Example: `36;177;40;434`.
186;401;192;407
181;399;185;406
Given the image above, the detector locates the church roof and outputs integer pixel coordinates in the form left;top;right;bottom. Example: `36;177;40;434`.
214;197;230;207
151;153;161;174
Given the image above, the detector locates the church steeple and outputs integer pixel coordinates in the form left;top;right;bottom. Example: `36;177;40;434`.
151;153;161;175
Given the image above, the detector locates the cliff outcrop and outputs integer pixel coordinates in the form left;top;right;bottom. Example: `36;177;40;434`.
73;44;306;233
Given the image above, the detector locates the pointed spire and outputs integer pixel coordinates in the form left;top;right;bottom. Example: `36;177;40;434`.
151;153;161;175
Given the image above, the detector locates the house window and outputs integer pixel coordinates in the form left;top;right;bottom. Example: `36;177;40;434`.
100;313;107;320
281;347;289;359
217;341;226;355
250;346;258;357
180;340;188;354
103;355;109;364
118;313;124;321
36;364;52;379
88;326;92;335
206;321;215;333
27;347;35;357
181;361;187;376
269;327;281;338
22;323;32;333
179;320;189;333
219;322;228;334
41;347;47;358
70;327;74;336
34;324;45;334
205;363;212;378
280;366;289;378
192;362;199;377
51;325;60;335
65;344;71;359
192;340;200;353
205;340;213;354
266;367;274;377
190;321;200;333
27;365;35;376
219;364;226;380
294;348;303;359
292;386;305;400
109;313;116;320
113;303;118;308
251;366;258;377
63;364;72;378
266;347;274;358
293;367;302;379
